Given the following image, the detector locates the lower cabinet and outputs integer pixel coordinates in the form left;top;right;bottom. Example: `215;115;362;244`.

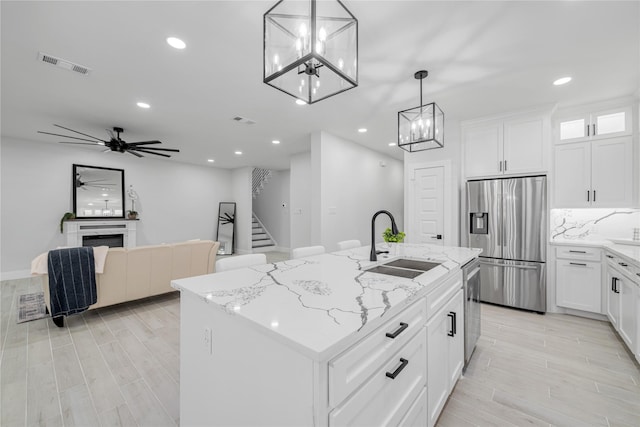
554;245;602;313
426;288;464;427
606;254;638;357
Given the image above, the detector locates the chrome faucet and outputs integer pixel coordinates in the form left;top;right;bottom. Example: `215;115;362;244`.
370;210;399;261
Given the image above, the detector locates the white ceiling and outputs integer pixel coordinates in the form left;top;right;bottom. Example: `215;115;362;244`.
2;1;639;170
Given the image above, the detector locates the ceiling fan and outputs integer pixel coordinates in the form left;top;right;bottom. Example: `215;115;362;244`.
38;124;180;158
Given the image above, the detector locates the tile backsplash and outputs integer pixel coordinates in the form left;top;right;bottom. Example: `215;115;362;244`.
550;209;640;241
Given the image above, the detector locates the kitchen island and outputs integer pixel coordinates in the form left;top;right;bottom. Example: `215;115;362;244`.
172;243;481;426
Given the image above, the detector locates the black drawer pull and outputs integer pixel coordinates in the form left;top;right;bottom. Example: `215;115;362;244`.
447;312;457;337
385;322;409;339
619;262;628;267
569;250;586;254
569;262;587;267
606;255;614;259
385;358;409;379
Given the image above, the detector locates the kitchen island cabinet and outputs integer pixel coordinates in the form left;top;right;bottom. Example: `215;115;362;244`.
172;244;480;426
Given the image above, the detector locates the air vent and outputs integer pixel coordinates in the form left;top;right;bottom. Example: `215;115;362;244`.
232;116;256;125
37;52;91;75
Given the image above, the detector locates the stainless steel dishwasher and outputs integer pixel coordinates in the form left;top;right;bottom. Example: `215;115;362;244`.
463;257;481;371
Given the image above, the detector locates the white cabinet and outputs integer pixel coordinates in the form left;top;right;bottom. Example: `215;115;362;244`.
426;287;464;427
557;106;632;143
556;256;602;313
463;113;549;178
606;252;638;354
554;137;633;207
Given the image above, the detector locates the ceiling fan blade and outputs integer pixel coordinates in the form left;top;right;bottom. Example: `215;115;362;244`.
132;148;171;158
126;140;162;146
126;150;144;158
58;141;104;146
39;131;103;143
53;124;108;142
129;147;180;152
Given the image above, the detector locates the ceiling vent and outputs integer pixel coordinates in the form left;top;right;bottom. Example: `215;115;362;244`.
37;52;91;75
232;116;256;125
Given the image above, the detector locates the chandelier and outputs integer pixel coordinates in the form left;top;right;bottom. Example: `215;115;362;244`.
263;0;358;104
398;70;444;152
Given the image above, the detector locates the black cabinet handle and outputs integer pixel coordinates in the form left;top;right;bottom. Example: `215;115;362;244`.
586;124;590;136
569;250;587;254
606;255;614;259
385;358;408;379
613;277;620;294
447;311;457;337
385;322;408;339
592;123;596;136
593;190;596;202
619;262;628;267
611;277;615;292
570;262;587;266
587;190;590;202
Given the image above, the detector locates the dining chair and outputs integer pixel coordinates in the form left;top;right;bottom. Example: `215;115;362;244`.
215;253;267;272
291;245;326;259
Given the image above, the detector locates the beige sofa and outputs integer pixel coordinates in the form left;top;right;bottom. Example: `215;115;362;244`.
42;240;220;311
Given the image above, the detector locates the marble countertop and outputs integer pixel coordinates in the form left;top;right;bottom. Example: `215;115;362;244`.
172;243;481;360
551;239;640;266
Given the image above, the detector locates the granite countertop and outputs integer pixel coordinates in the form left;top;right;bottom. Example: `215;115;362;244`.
551;239;640;266
172;243;481;360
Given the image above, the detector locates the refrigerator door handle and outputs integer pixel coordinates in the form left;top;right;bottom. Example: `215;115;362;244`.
480;261;539;270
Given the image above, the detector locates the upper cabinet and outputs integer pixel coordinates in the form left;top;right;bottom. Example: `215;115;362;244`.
557;106;632;144
463;112;550;179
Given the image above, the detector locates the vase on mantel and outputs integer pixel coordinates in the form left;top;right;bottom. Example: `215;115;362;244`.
127;211;138;220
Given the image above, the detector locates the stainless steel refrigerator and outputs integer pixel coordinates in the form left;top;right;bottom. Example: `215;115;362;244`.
467;176;547;313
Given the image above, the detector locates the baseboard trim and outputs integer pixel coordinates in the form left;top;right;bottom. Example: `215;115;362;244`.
1;270;33;281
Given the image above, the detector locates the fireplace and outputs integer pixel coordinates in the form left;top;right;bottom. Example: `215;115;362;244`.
82;234;124;248
64;219;137;248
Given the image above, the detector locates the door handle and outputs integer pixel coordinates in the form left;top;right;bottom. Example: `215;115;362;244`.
499;160;502;172
586;124;590;136
592;123;596;136
504;160;507;171
618;262;628;267
431;234;443;240
569;250;586;254
447;311;457;337
593;190;596;202
587;190;590;202
385;322;408;339
569;262;587;266
385;358;409;379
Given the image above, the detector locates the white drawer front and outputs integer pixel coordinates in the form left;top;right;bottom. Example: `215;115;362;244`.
555;246;601;261
329;331;427;427
398;387;427;427
328;298;427;408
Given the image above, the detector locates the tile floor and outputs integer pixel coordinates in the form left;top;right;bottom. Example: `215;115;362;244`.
2;274;639;426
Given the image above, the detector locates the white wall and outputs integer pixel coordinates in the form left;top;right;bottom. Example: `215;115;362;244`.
403;120;463;246
0;137;232;277
231;167;253;254
312;131;404;252
253;170;291;250
289;152;312;250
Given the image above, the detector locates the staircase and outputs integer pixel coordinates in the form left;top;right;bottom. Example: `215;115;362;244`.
252;214;275;249
252;168;272;199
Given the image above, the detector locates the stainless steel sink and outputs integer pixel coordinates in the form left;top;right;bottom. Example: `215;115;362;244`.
384;259;441;271
364;258;441;279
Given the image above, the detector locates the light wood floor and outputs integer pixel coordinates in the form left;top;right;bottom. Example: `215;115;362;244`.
2;276;639;426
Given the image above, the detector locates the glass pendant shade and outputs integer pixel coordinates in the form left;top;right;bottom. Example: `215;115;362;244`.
398;71;444;152
263;0;358;104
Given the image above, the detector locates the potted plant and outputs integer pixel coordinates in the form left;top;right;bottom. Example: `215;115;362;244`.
127;210;139;220
383;228;406;243
59;212;75;233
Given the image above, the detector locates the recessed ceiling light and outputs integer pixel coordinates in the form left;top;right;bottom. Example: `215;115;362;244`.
136;102;150;109
207;159;215;163
388;142;397;147
235;151;242;155
553;76;572;86
101;193;108;197
358;128;367;133
295;99;306;105
272;140;280;144
166;37;186;49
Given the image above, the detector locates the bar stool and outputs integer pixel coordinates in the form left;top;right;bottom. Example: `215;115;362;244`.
215;254;267;272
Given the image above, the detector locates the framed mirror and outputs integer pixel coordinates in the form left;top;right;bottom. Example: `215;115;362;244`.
216;202;236;255
73;164;125;219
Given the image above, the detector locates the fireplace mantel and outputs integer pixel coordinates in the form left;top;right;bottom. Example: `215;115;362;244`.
63;219;137;248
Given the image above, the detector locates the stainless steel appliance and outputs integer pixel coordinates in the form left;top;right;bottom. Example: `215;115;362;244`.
462;257;481;370
467;176;547;313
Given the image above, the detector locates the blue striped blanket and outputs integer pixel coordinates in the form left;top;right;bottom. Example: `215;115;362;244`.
47;247;97;317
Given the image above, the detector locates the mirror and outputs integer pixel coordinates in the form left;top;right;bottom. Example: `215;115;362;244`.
73;164;125;218
216;202;236;255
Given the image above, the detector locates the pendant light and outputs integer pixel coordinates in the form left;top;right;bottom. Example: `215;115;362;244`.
398;70;444;152
263;0;358;104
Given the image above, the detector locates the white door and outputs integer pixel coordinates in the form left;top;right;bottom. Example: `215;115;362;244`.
553;142;591;207
463;122;502;178
411;166;444;245
590;137;633;207
503;116;547;174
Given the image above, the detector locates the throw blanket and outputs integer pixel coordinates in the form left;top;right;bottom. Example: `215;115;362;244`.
47;247;97;317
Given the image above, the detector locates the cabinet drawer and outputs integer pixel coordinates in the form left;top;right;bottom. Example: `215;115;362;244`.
329;298;427;407
607;252;640;284
555;246;601;261
426;272;462;319
329;331;427;427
